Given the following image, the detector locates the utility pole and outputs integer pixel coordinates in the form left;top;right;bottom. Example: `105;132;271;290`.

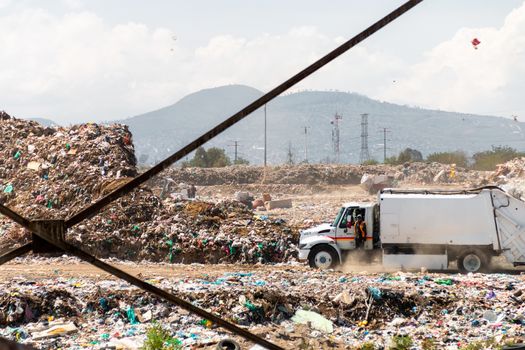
380;127;391;163
383;128;387;163
234;141;238;163
331;113;342;163
229;141;239;163
303;126;310;163
264;104;267;167
360;113;370;163
287;142;294;164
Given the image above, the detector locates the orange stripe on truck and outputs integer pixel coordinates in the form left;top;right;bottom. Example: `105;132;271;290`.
327;236;372;241
327;236;355;240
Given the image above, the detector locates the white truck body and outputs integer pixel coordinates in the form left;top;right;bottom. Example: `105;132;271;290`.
298;187;525;272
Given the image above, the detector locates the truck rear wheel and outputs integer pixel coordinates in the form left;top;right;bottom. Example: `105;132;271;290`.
458;249;488;273
308;245;339;269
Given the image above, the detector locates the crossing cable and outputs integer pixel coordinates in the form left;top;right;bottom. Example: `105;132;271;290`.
0;207;284;349
0;1;424;348
65;0;424;228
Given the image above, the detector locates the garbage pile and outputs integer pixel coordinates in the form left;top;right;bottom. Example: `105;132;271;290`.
394;162;486;185
487;157;525;184
68;196;298;264
156;162;487;187
0;115;298;263
157;164;365;186
483;157;525;199
0;113;137;219
1;266;524;349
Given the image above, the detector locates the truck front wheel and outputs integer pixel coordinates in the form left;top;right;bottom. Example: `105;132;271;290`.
458;249;488;273
308;245;339;269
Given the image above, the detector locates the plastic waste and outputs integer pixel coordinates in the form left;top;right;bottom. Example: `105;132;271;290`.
368;286;382;300
31;322;78;340
126;307;139;325
434;278;453;285
3;184;13;193
291;310;333;333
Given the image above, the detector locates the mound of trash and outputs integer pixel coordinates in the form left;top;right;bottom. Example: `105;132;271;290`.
157;162;487;187
0;115;298;263
69;194;298;263
159;164;364;185
0;112;137;219
485;157;525;199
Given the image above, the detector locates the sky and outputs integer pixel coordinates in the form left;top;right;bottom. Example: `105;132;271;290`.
0;0;524;124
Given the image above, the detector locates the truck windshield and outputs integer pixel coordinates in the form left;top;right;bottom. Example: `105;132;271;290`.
332;207;345;227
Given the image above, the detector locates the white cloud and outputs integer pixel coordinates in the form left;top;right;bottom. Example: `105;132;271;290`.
0;0;11;9
0;9;402;123
381;1;525;117
1;3;524;123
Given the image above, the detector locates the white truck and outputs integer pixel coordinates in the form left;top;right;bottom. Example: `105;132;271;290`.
298;186;525;272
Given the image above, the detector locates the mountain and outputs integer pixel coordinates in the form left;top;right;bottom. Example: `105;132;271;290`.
118;85;525;165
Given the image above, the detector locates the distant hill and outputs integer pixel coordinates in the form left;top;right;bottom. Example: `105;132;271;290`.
24;117;58;127
118;85;525;165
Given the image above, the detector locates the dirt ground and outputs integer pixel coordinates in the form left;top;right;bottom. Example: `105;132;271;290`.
0;259;307;282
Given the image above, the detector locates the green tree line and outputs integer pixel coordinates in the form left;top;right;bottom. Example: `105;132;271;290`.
379;146;525;171
182;147;249;168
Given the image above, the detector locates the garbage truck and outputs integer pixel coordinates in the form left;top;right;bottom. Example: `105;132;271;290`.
298;186;525;272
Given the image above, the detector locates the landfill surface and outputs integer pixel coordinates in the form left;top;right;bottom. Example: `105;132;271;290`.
1;258;525;349
2;115;525;349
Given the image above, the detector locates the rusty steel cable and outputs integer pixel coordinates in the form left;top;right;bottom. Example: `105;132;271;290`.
0;243;32;266
0;1;424;348
31;229;285;350
0;204;30;228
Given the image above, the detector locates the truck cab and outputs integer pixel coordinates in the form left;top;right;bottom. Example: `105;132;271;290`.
298;202;378;269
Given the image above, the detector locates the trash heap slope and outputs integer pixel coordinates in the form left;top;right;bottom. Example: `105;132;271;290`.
0;112;137;219
154;162;487;186
485;157;525;199
69;195;298;263
0;114;298;263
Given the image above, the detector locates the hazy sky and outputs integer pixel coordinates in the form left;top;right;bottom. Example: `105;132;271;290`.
1;0;524;123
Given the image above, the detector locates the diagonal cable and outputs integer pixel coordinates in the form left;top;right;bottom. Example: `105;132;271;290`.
65;0;424;228
0;204;32;266
29;230;284;350
0;203;31;229
0;1;425;347
0;243;32;266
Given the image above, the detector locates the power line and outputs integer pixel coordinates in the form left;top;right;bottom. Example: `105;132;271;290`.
303;126;311;163
360;113;370;163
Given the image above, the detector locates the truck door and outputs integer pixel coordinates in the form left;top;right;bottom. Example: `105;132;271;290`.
335;207;357;250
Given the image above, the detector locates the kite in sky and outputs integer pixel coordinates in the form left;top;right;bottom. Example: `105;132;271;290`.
471;38;481;49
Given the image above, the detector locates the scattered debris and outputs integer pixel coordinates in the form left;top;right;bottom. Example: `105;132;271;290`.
0;266;524;349
265;199;292;210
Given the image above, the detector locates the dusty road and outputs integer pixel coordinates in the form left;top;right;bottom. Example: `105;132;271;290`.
1;255;521;283
0;258;310;282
